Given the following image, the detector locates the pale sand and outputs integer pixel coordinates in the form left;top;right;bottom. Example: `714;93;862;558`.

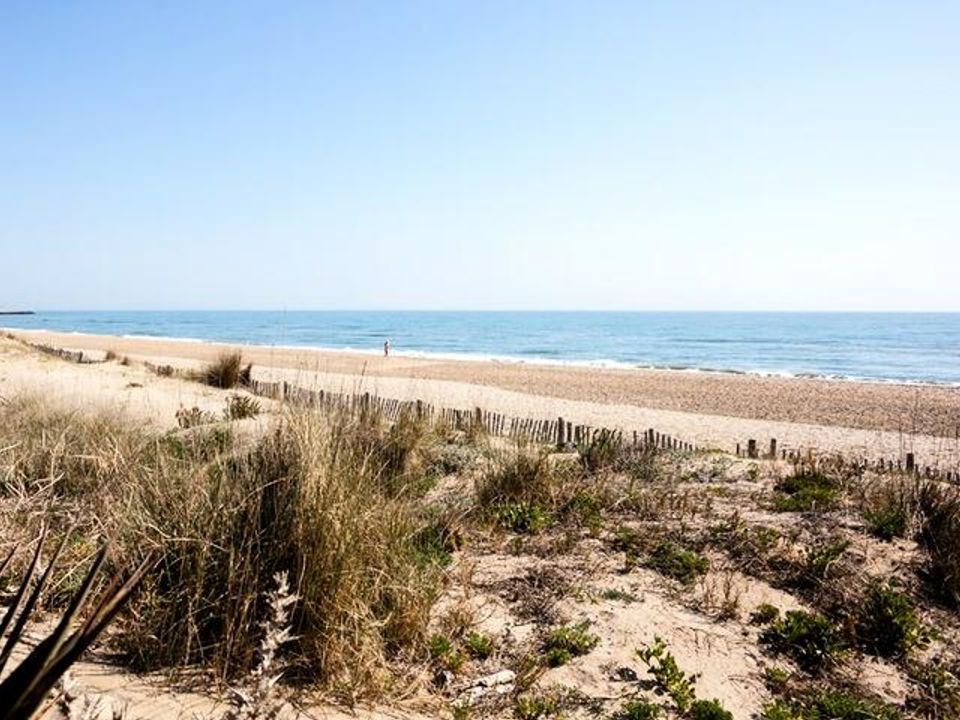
3;329;960;470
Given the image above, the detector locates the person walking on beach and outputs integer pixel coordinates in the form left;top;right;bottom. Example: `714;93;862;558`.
384;338;391;357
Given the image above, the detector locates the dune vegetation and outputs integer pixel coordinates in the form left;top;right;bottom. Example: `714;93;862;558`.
1;350;960;719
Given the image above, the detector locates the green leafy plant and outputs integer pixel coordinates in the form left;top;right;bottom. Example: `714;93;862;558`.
907;658;960;720
561;490;605;534
601;588;640;604
761;700;800;720
760;610;845;673
854;581;925;657
515;692;561;719
646;541;709;584
762;665;790;690
465;631;496;660
429;633;465;673
774;471;841;512
801;537;850;586
637;637;697;713
864;505;909;541
544;621;599;667
690;698;734;720
762;690;902;720
751;603;781;625
495;502;551;534
805;691;902;720
614;699;662;720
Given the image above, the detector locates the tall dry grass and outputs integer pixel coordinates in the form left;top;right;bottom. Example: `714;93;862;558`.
0;395;448;699
194;352;251;389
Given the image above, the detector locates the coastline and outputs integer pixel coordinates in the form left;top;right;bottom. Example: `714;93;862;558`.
4;328;959;445
5;325;959;388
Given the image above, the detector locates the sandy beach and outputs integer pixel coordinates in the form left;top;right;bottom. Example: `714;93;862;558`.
4;328;959;471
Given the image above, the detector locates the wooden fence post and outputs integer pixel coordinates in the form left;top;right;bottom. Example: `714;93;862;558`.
747;439;757;459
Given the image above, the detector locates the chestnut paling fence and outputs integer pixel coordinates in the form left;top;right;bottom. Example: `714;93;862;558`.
247;377;960;483
15;337;959;483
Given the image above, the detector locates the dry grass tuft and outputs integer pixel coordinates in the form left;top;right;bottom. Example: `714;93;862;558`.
105;406;443;697
1;395;447;700
195;352;250;389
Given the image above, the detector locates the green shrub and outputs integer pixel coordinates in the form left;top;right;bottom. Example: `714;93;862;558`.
601;588;639;604
761;700;801;720
763;666;790;690
690;699;734;720
430;633;465;672
907;658;960;720
864;505;909;542
637;637;697;713
806;690;902;720
515;693;561;719
465;631;495;660
854;582;925;657
560;490;605;534
760;610;845;673
646;541;709;584
544;621;599;667
495;502;551;534
801;538;850;586
774;471;841;512
751;603;781;625
614;699;661;720
763;691;902;720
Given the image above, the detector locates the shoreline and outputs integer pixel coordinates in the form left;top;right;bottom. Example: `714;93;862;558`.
4;326;958;389
4;328;960;445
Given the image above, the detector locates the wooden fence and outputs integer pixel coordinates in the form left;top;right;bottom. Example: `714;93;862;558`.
21;338;959;482
734;436;959;484
248;378;697;452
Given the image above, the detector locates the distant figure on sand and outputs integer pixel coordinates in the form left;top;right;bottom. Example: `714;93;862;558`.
384;339;391;357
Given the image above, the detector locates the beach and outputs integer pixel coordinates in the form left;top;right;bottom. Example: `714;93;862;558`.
4;328;959;471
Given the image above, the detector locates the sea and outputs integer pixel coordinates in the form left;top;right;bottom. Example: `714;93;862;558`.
2;311;959;385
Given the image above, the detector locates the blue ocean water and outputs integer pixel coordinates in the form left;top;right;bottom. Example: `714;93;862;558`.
2;311;959;385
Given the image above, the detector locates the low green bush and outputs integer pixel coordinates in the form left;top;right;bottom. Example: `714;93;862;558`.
465;630;495;660
514;693;561;719
429;633;465;672
760;610;845;673
774;471;842;512
543;621;599;667
614;699;661;720
763;691;903;720
751;603;781;625
854;581;925;657
495;502;551;534
864;505;909;541
690;698;734;720
645;541;709;584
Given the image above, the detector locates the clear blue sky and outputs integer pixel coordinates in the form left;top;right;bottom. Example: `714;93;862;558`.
2;1;958;311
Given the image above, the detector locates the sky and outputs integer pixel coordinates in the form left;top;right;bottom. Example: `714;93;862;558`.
2;1;959;311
